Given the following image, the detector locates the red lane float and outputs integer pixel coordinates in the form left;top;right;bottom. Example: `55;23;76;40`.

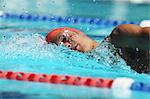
0;70;113;88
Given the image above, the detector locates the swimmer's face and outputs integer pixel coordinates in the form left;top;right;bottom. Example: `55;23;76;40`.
51;30;97;52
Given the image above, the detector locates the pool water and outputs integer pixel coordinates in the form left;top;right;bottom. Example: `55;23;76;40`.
0;0;150;21
0;0;150;99
0;14;149;99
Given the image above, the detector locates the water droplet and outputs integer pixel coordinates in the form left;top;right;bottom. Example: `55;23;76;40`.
93;0;96;2
0;11;4;16
71;4;75;6
136;48;139;51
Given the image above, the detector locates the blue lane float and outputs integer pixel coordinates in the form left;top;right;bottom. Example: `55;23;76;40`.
131;82;150;92
0;13;140;27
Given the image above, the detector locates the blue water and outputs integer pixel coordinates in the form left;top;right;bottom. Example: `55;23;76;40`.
0;0;150;98
0;0;150;21
0;16;150;98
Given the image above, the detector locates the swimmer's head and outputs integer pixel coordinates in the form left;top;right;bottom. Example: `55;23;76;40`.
46;27;98;52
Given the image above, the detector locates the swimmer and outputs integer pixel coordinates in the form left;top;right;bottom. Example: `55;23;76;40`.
46;24;150;74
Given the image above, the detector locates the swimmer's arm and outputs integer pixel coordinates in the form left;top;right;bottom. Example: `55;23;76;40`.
109;24;150;50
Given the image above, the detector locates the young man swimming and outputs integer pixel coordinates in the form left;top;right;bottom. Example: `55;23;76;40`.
46;24;150;74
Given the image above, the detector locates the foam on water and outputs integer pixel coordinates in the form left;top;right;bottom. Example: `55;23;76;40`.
0;33;149;82
0;34;106;68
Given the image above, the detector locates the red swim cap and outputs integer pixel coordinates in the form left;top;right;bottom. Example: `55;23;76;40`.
46;27;84;44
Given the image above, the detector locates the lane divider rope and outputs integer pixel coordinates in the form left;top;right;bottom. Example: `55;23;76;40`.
0;13;140;26
0;70;149;92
